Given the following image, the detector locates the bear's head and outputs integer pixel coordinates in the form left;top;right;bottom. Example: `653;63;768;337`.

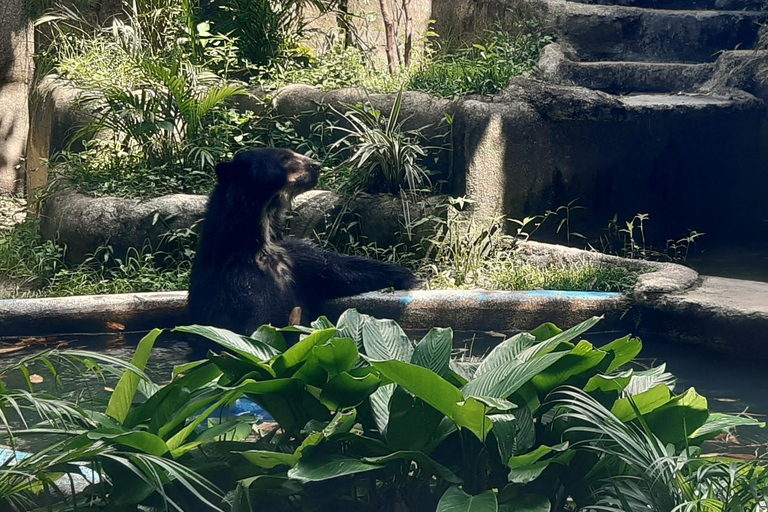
214;148;321;199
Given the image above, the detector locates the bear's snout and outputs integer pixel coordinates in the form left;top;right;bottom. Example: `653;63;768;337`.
284;152;321;194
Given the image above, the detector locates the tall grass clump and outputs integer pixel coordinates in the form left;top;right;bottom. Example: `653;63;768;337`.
408;25;552;97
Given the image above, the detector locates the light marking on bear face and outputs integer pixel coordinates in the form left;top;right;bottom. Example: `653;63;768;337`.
281;151;321;197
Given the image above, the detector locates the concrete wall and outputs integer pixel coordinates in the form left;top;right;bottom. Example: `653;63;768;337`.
304;0;434;64
303;0;538;62
0;0;34;196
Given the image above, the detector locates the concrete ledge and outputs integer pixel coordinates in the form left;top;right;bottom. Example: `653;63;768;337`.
637;276;768;357
325;289;627;332
3;277;768;360
0;289;626;338
0;292;188;337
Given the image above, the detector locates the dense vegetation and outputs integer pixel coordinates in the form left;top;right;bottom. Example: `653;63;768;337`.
0;0;650;299
0;313;763;511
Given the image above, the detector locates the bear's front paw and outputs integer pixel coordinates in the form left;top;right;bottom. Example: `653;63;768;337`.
393;271;422;290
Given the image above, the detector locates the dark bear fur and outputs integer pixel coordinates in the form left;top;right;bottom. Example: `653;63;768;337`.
187;148;419;337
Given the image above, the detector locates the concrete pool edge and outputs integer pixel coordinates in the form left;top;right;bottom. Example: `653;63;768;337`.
2;272;767;359
0;289;628;337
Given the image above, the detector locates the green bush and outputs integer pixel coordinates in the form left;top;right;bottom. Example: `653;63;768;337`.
408;29;551;98
0;220;197;298
1;312;761;511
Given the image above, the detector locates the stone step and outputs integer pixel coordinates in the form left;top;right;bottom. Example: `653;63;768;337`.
539;44;715;92
560;61;713;93
539;0;768;62
568;0;763;11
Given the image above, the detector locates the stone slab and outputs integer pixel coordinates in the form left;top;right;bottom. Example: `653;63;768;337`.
568;0;762;10
537;0;768;63
538;43;714;93
638;276;768;356
39;188;446;264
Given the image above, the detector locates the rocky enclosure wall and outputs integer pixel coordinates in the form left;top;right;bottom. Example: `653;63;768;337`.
0;0;34;196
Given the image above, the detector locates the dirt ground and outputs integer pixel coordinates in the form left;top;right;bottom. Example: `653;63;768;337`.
0;196;26;230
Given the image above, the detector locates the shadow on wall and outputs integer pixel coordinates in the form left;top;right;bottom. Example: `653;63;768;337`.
457;91;768;245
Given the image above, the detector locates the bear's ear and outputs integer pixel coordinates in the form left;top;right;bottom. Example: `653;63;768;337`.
215;161;236;182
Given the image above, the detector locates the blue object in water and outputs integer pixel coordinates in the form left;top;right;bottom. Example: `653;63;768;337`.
229;398;274;420
192;398;274;433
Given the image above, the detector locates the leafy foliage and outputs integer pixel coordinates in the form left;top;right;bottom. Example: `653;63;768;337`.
422;201;645;292
330;89;436;196
0;220;197;299
0;312;763;511
408;27;551;98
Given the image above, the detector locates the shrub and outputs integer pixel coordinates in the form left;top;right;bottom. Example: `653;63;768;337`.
2;312;759;511
408;28;552;98
0;220;197;298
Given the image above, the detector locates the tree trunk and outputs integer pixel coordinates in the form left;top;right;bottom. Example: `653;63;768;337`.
378;0;398;74
337;0;354;48
402;0;413;68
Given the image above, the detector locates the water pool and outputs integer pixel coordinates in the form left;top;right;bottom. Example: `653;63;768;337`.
1;327;765;454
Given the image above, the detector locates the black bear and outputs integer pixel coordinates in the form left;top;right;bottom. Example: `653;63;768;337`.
187;148;419;336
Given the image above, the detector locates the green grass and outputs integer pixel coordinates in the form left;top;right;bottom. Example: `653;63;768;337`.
0;221;192;299
407;30;551;97
427;257;642;294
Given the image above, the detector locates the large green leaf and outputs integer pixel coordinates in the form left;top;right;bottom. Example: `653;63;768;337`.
511;405;535;456
319;372;380;410
463;352;568;399
363;318;413;362
272;328;338;375
288;455;383;482
530;322;562;342
385;386;445;451
251;325;287;352
88;431;169;457
611;383;672;422
507;442;571;484
370;383;396;433
598;335;642;373
312;337;359;376
363;451;462;483
125;362;222;430
582;372;632;407
239;432;323;469
411;327;453;377
369;359;490;441
173;325;279;363
689;412;765;443
437;486;498;512
337;309;368;349
644;387;709;445
489;414;517;464
520;316;603;362
208;352;274;383
623;364;677;397
531;341;605;394
474;333;536;378
106;329;161;423
583;372;632;395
